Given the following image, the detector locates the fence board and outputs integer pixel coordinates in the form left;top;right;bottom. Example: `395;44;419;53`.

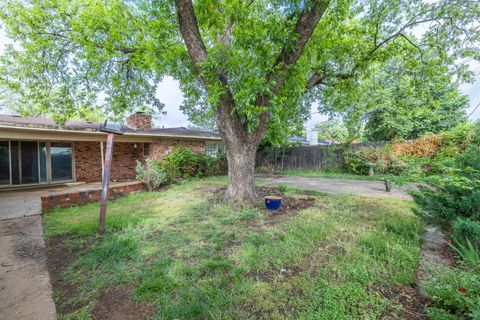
256;142;385;171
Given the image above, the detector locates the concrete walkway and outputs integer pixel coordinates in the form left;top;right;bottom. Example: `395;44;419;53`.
0;192;42;220
0;214;56;319
264;175;411;200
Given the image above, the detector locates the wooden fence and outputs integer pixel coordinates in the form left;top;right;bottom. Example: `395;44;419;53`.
256;142;385;171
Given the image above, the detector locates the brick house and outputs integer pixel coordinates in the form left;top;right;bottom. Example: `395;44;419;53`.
0;113;223;189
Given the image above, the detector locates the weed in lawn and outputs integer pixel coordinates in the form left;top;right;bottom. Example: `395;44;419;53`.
239;209;263;220
57;304;92;320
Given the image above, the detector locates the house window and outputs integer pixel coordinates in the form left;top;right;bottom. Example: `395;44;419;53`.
50;142;73;182
144;143;150;158
205;142;224;157
0;140;74;187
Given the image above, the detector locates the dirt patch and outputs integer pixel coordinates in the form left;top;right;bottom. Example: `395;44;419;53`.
376;284;427;319
248;263;304;282
46;235;81;315
256;186;316;214
213;186;316;214
46;235;154;319
92;285;155;320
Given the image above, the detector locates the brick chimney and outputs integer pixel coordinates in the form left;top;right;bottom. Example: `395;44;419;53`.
126;112;152;130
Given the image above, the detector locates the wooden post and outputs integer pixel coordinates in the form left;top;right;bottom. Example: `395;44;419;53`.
99;133;115;234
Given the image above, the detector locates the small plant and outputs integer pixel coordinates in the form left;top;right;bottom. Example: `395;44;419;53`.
276;183;288;192
135;159;169;191
239;209;262;220
450;238;480;273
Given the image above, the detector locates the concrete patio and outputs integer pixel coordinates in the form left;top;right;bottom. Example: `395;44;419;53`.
0;181;143;220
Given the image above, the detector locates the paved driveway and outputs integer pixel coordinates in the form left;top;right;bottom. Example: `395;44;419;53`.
0;191;56;320
264;176;412;200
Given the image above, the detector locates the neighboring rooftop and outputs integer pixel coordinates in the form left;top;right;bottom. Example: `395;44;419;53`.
0;114;221;140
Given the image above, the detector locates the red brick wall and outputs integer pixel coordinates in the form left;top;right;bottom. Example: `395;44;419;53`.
111;142;144;181
41;182;144;212
75;141;143;182
74;139;207;183
147;139;206;161
75;141;103;182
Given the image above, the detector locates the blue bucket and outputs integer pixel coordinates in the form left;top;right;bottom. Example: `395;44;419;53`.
265;196;282;210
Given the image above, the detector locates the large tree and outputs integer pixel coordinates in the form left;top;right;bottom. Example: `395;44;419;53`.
0;0;479;203
319;51;469;141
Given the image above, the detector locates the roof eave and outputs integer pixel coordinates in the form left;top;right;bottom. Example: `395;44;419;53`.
0;125;222;141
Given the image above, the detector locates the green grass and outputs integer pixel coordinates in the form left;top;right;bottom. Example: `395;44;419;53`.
43;176;424;319
274;169;385;181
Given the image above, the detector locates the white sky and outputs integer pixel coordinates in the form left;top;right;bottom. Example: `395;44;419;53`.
0;28;479;129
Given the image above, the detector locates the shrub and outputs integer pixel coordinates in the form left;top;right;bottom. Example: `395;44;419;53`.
344;148;372;175
455;145;480;171
392;134;443;157
440;122;474;151
214;150;228;175
412;142;480;225
344;147;406;175
453;218;480;248
160;147;227;179
342;123;478;179
135;159;169;191
161;147;198;178
412;175;480;227
473;120;480;144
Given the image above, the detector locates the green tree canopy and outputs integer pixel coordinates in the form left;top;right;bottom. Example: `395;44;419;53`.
314;118;351;144
318;50;469;141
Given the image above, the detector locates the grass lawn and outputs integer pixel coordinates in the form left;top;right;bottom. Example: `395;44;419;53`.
273;169;385;181
44;177;425;320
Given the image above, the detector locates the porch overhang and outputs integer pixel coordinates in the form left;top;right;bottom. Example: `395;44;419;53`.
0;125;222;142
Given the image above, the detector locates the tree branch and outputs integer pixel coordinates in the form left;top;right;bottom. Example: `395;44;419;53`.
306;7;459;91
174;0;208;73
306;66;356;90
271;0;330;92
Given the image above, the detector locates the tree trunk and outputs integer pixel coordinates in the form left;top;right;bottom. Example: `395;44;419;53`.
215;97;268;204
223;139;258;204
